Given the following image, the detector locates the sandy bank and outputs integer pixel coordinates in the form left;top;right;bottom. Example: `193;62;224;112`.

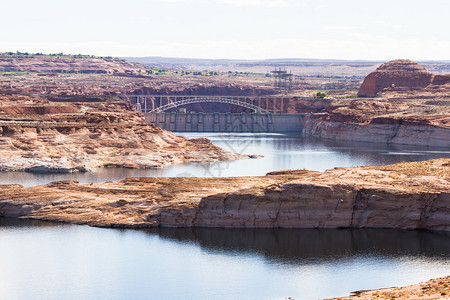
327;275;450;300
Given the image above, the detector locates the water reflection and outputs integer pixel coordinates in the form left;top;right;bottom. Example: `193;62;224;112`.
3;218;448;264
147;227;450;263
0;216;67;228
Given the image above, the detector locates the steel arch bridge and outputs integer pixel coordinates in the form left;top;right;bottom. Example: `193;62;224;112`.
150;96;270;113
127;95;293;114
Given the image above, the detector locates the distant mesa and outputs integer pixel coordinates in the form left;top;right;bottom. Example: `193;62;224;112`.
357;59;450;97
0;53;144;76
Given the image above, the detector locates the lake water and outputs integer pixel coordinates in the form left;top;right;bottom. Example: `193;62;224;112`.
1;132;449;299
1;218;449;300
1;132;449;187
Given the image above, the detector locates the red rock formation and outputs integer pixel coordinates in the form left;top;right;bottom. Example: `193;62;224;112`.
0;96;249;173
303;115;450;147
358;59;434;97
431;74;450;85
0;159;448;231
0;105;79;115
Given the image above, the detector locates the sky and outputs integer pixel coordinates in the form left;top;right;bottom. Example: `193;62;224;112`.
1;0;449;60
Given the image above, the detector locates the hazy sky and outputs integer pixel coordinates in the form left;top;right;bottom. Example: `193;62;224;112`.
1;0;449;60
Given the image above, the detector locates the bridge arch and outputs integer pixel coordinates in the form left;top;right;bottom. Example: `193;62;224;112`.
147;96;270;114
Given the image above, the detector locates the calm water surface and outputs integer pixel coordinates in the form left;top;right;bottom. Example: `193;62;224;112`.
1;132;449;186
0;133;449;299
1;218;449;300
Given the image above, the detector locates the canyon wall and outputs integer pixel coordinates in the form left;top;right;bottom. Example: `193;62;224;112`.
302;117;450;147
155;183;449;231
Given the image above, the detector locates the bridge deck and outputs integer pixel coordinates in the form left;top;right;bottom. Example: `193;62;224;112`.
126;95;316;114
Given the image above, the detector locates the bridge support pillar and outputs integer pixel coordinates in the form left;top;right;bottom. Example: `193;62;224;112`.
241;112;247;124
226;112;231;124
198;113;204;132
213;113;220;132
144;112;308;133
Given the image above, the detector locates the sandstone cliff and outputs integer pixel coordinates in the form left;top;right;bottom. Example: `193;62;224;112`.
358;59;450;97
0;95;248;173
0;159;448;231
302;95;450;147
303;114;450;147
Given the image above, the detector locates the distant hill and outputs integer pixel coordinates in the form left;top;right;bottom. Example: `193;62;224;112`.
123;56;450;77
0;53;145;75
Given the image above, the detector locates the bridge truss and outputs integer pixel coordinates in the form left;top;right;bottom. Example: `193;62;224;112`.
125;95;293;114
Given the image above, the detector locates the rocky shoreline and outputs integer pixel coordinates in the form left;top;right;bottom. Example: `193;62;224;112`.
301;96;450;147
327;276;450;300
303;115;450;147
0;159;448;231
0;96;251;173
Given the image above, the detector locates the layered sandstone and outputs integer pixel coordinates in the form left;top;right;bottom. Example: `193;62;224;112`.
358;59;450;97
303;115;450;147
0;96;248;173
0;159;448;231
328;276;450;300
0;56;144;75
303;96;450;147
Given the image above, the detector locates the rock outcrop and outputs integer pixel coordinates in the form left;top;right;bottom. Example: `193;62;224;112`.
357;59;450;97
302;96;450;147
303;115;450;147
327;275;450;300
0;96;249;173
0;159;448;231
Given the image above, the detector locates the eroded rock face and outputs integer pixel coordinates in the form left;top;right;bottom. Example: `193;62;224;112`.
431;74;450;86
0;96;248;173
302;96;450;146
303;117;450;147
0;159;448;231
358;59;435;97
